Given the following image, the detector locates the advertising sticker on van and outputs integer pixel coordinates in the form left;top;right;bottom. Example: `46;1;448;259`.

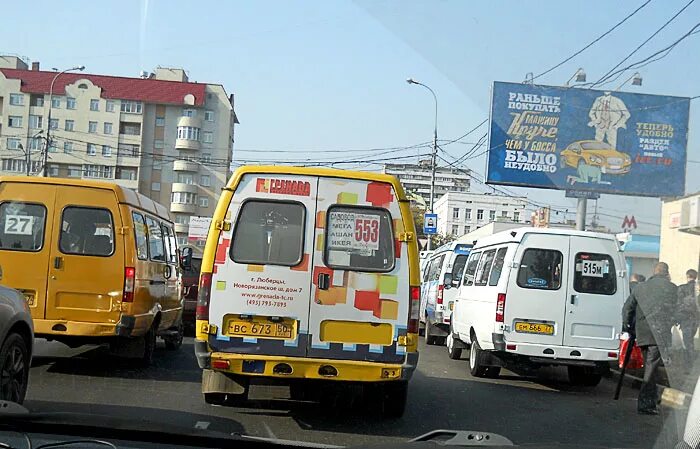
255;178;311;196
4;214;34;235
327;211;380;253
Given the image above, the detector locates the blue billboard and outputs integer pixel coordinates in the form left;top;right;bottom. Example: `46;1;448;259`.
487;82;690;197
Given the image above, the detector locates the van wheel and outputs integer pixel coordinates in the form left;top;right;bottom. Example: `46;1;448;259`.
141;325;157;366
164;322;184;351
204;389;249;407
289;382;309;401
381;381;408;418
0;333;29;404
446;324;462;360
568;366;602;387
468;335;489;378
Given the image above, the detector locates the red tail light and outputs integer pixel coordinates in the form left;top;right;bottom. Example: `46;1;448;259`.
436;284;444;305
408;286;420;333
196;273;213;321
495;293;506;323
123;267;135;303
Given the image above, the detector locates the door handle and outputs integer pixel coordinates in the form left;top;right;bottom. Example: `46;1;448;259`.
570;294;578;305
317;273;330;290
54;256;63;269
150;280;165;285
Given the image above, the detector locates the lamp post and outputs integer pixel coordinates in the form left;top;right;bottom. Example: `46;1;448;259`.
18;130;44;175
616;72;642;91
565;68;587;86
44;65;85;177
406;78;438;250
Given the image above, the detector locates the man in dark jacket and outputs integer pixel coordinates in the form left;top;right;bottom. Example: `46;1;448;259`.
677;269;698;370
622;262;678;415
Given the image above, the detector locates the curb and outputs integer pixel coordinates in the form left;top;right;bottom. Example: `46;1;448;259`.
609;368;693;409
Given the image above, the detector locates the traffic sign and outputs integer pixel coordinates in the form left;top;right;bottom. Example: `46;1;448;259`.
423;213;437;235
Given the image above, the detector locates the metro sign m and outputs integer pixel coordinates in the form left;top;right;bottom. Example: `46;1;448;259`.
621;215;637;231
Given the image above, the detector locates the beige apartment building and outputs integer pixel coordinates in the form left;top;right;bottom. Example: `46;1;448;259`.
0;55;237;244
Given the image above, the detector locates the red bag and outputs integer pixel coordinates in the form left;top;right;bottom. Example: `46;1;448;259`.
619;336;644;369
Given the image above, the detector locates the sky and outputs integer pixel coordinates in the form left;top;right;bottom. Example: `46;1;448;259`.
2;0;699;235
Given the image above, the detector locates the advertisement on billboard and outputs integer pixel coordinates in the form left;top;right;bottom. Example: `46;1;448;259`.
487;81;690;197
188;216;212;242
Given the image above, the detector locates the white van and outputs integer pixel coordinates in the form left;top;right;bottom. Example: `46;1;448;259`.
449;227;626;386
419;242;472;345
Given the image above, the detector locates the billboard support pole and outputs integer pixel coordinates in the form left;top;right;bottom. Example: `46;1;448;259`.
576;198;587;231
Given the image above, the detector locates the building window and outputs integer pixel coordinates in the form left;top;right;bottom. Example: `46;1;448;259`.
8;116;22;128
48;141;58;153
1;159;39;173
204;110;214;121
29;95;44;107
67;97;76;109
477;209;484;221
465;208;472;221
452;208;460;220
88;121;98;133
6;138;21;150
151;182;161;191
182;108;196;117
451;225;459;235
64;120;75;131
199;197;209;208
200;175;211;187
28;138;42;151
489;210;496;221
202;132;213;144
48;165;59;177
154;140;164;149
87;144;97;156
119;122;141;135
177;173;194;184
177;126;200;141
64;142;74;153
83;165;100;178
514;211;520;222
49;118;59;130
465;226;471;233
106;100;115;112
155;117;165;126
120;101;142;114
9;94;24;106
29;115;43;129
103;122;113;134
90;99;100;111
116;167;137;180
118;144;139;157
152;159;162;170
51;97;61;108
171;192;196;204
102;145;112;157
201;153;211;163
67;165;81;178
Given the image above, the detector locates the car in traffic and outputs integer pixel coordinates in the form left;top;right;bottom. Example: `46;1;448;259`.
559;140;632;174
0;176;184;365
449;227;625;385
193;166;421;417
180;248;202;331
0;283;33;404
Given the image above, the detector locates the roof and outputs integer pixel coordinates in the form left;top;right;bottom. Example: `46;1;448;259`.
471;226;617;249
227;166;409;200
0;68;207;106
0;176;171;220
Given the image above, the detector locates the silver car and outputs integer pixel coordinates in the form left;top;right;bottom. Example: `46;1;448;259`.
0;284;33;404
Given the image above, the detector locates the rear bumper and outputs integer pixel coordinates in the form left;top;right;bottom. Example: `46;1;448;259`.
503;340;618;363
34;318;123;338
195;339;418;382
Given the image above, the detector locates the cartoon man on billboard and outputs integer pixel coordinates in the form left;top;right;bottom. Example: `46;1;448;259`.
588;91;631;148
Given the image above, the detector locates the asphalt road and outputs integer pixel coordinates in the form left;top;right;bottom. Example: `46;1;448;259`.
24;337;682;448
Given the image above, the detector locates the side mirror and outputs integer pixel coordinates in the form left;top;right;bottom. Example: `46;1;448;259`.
179;247;193;271
443;273;453;289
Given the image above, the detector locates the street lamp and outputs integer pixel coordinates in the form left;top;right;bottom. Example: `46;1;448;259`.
43;65;85;177
565;68;587;86
406;77;438;251
616;72;642;91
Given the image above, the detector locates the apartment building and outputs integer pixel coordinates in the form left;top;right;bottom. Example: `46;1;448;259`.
434;191;528;237
0;56;237;244
383;161;470;206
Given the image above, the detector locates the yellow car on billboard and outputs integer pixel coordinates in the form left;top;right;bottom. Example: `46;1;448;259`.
560;140;632;174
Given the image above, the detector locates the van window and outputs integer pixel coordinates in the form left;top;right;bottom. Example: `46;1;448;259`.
475;249;496;286
463;251;481;286
0;202;46;252
574;252;617;295
517;249;563;290
324;206;394;272
231;200;305;267
146;217;165;262
427;254;445;282
488;247;508;286
162;223;177;264
451;254;468;284
59;207;114;256
132;212;148;260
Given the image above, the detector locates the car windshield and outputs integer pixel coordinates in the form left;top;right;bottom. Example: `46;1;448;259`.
1;2;699;449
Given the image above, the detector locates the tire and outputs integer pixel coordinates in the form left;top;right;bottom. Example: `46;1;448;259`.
289;382;308;401
382;381;408;418
141;324;157;366
468;334;489;378
204;393;227;405
204;390;249;407
446;323;462;360
568;366;602;387
425;321;438;345
0;333;29;404
164;322;184;351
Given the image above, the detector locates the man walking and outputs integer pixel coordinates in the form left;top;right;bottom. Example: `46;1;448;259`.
622;262;678;415
630;273;646;293
677;269;698;370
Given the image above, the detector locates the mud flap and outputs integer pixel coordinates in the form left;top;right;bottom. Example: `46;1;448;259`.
202;369;247;395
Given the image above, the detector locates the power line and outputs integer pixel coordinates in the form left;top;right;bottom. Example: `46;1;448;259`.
530;0;653;82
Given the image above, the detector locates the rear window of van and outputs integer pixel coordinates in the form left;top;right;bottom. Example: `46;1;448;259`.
517;249;563;290
0;202;46;252
574;252;616;295
324;206;394;272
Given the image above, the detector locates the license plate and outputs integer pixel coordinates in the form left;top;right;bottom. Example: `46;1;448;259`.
514;322;554;335
449;302;454;311
226;319;295;339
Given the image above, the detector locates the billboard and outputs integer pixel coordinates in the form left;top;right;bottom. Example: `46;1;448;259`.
487;81;690;197
188;216;212;242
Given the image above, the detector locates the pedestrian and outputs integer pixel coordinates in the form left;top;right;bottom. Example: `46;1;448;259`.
629;273;646;293
622;262;678;415
622;273;646;338
677;269;698;371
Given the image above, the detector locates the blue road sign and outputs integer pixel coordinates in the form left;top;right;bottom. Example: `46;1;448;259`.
424;213;438;235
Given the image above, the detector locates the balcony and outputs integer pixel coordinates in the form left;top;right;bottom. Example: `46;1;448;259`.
173;160;199;172
174;222;189;234
170;203;196;214
175;116;202;151
171;182;198;194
